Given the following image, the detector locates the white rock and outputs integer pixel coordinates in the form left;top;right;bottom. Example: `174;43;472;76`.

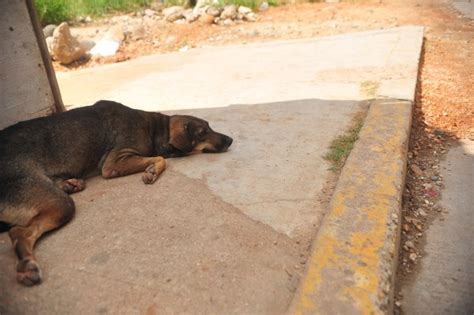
90;39;120;57
223;18;234;26
206;6;222;17
163;6;185;22
45;36;54;54
144;9;156;17
174;18;186;24
90;25;124;57
243;12;257;22
183;9;200;23
238;6;252;15
259;1;269;11
43;24;57;38
220;5;237;19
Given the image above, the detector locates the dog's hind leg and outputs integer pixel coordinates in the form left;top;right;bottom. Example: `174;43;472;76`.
8;189;75;286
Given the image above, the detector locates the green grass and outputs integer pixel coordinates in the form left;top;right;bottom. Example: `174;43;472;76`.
35;0;152;25
36;0;280;24
324;113;365;172
217;0;258;9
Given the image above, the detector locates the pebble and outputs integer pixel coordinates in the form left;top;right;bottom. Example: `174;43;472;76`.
144;9;156;17
259;1;269;11
409;253;417;262
405;240;415;249
403;224;410;232
410;164;424;176
238;6;252;15
423;183;433;189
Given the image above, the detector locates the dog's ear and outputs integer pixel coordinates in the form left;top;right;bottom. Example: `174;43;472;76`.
169;116;194;153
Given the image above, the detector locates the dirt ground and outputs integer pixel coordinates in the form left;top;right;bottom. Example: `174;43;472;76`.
57;0;473;312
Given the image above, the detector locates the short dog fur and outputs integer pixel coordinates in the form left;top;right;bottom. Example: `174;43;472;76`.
0;100;232;286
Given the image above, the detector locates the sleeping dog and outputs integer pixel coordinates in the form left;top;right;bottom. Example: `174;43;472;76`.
0;100;232;286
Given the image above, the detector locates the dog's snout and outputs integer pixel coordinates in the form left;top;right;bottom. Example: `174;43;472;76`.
225;136;233;147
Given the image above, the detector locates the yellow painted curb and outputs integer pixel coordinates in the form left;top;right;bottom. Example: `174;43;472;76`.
290;99;412;315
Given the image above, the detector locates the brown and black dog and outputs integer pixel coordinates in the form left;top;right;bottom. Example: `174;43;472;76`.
0;100;232;286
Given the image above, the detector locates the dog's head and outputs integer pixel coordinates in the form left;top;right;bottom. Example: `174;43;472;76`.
167;115;233;156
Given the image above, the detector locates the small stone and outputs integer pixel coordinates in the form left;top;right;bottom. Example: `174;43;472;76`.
174;18;186;24
45;36;54;54
238;6;252;15
206;6;222;17
84;16;92;23
409;253;417;262
423;183;433;190
395;301;402;307
43;24;57;38
163;6;185;22
223;18;234;26
259;1;269;11
243;12;257;22
183;9;200;23
144;9;156;17
410;164;423;176
405;240;415;249
418;209;427;217
403;224;410;232
220;5;237;19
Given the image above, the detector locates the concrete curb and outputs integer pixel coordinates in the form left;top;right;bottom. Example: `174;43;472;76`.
290;99;413;314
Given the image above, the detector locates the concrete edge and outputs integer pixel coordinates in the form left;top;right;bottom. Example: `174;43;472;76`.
289;98;413;314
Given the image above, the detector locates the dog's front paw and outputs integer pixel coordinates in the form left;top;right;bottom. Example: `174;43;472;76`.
16;259;42;286
61;178;86;194
142;164;160;185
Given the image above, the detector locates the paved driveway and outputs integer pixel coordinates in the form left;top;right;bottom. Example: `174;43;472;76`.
0;26;423;314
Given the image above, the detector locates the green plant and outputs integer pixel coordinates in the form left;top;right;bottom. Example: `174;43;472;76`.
35;0;72;25
324;112;365;171
217;0;259;9
34;0;152;25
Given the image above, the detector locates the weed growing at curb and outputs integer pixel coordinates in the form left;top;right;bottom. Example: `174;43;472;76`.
324;110;366;172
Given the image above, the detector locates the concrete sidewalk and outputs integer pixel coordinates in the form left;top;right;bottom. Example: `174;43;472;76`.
0;27;423;314
402;140;474;315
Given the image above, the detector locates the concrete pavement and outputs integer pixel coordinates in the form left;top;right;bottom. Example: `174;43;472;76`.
57;26;422;109
0;26;424;314
402;140;474;315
